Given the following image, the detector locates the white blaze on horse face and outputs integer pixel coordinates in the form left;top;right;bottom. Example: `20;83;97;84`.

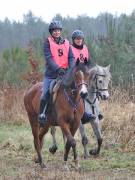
81;83;88;94
79;71;88;95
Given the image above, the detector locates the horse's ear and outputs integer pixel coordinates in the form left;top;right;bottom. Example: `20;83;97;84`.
96;64;100;68
106;64;111;71
76;58;80;66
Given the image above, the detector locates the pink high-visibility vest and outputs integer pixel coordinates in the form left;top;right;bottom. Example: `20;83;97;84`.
71;45;89;62
48;37;70;68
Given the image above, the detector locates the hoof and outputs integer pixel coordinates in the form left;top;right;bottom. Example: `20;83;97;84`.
49;145;58;154
89;149;99;156
34;156;40;163
40;162;47;169
64;162;70;171
75;160;81;170
84;154;90;159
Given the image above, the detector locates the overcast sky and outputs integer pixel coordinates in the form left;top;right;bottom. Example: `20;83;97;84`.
1;0;135;22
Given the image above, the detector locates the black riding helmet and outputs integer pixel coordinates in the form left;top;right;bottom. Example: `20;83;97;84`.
72;30;84;41
49;20;62;33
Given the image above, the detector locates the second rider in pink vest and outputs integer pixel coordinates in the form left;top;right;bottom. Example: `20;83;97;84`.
71;30;96;123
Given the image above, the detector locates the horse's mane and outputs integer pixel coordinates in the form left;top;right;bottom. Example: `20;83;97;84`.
62;65;75;88
62;62;90;88
89;65;111;80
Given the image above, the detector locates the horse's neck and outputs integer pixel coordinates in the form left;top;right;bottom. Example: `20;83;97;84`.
88;68;97;103
64;87;80;103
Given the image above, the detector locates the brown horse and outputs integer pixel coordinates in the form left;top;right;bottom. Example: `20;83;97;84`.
24;59;90;169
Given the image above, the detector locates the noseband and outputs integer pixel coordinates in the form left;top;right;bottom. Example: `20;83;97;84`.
76;82;88;89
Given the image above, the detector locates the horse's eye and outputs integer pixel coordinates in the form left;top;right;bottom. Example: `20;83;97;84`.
99;80;102;84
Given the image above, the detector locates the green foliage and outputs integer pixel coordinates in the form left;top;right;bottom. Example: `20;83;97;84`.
0;47;29;85
0;11;135;87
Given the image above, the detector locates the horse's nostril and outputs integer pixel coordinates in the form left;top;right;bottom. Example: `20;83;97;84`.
80;92;88;99
103;95;108;100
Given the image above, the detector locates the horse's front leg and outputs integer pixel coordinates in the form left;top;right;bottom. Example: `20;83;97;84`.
79;122;90;159
70;125;81;170
60;122;75;171
38;123;50;168
89;118;102;155
49;126;58;154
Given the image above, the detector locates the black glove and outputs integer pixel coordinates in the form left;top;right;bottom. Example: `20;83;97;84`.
58;68;66;76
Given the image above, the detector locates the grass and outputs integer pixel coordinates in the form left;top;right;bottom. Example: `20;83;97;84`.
0;87;135;179
0;122;135;179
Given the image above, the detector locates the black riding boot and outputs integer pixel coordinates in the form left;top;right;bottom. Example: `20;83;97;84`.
81;112;96;124
38;99;48;127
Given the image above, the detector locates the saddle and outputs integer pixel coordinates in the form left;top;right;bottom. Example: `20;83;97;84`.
49;79;62;103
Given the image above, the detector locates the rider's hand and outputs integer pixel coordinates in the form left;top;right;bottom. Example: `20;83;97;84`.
58;68;66;76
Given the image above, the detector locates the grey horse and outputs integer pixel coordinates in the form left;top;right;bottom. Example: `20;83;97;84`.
49;65;111;158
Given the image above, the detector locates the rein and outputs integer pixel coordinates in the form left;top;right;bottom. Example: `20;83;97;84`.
64;88;81;114
63;81;87;113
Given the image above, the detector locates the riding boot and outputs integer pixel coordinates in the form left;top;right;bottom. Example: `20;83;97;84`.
81;112;96;124
38;99;48;127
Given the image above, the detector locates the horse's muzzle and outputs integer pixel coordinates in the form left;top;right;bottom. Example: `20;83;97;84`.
80;92;88;99
100;94;109;100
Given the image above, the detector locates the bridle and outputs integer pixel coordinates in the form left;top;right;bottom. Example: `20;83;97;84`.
63;71;88;114
86;73;108;105
76;82;88;89
93;74;108;93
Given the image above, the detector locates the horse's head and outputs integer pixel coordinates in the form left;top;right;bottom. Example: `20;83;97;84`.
89;64;111;100
73;58;90;99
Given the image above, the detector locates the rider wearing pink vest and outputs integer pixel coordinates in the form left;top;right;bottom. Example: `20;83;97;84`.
71;30;96;124
71;44;89;62
71;30;91;63
39;21;74;127
48;36;69;68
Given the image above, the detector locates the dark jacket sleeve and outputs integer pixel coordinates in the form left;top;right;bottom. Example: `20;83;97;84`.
44;39;60;72
68;46;75;68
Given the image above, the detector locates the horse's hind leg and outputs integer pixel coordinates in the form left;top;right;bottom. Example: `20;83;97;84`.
27;113;44;167
89;119;102;155
49;126;58;154
79;122;90;159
